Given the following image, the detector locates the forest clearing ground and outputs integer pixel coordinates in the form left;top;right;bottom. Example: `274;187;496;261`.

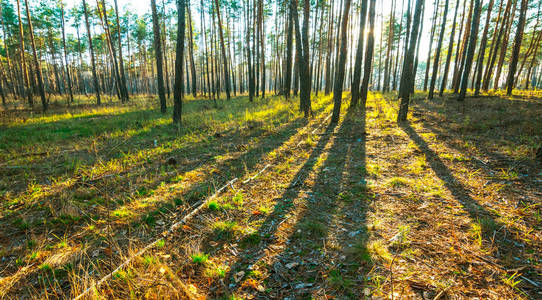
1;92;541;299
0;94;333;298
96;92;541;299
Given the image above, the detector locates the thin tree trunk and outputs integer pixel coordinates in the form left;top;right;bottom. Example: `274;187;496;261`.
350;0;369;107
428;0;449;100
60;1;73;104
458;0;481;101
359;0;376;107
16;0;32;107
397;0;424;122
151;0;167;113
473;0;495;95
439;0;460;96
215;0;231;99
24;0;47;111
331;0;352;122
505;0;528;95
173;0;185;123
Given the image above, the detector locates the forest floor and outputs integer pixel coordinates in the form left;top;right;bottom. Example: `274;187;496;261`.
0;92;541;299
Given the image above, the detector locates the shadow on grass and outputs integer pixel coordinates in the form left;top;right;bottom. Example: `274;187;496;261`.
415;97;541;180
216;109;371;298
400;122;541;297
0;98;332;298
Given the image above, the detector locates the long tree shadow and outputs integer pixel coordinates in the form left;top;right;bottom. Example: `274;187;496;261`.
218;109;371;298
2;102;333;298
400;122;541;296
412;100;542;196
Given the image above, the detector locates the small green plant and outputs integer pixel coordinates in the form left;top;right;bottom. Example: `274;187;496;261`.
156;239;165;248
143;255;157;266
231;192;244;206
39;263;52;273
502;272;522;289
208;201;221;211
191;253;209;264
212;221;238;240
240;232;261;248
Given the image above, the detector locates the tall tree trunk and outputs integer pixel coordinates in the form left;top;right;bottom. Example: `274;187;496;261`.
214;0;231;99
473;0;495;95
458;0;481;101
24;0;47;111
151;0;167;113
350;0;369;107
505;0;528;96
292;0;312;117
331;0;352;122
173;0;185;123
82;0;101;105
114;0;129;101
324;0;335;95
187;3;197;98
428;0;449;100
482;0;507;91
397;0;424;122
60;1;74;104
423;0;440;91
283;3;294;98
97;0;122;101
258;0;266;98
359;0;376;107
493;0;516;90
439;0;460;96
16;0;32;107
383;0;396;92
453;0;473;93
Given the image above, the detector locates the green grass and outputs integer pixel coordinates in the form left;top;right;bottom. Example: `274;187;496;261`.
191;253;209;264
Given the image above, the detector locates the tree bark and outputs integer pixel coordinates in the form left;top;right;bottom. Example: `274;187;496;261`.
24;0;47;111
331;0;352;122
350;0;369;107
439;0;460;96
505;0;528;95
215;0;231;99
397;0;424;122
16;0;33;107
359;0;376;107
173;0;185;123
60;1;74;104
458;0;481;101
151;0;167;113
473;0;495;95
428;0;449;100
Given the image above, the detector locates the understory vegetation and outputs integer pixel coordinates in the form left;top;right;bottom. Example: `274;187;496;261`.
1;92;541;299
